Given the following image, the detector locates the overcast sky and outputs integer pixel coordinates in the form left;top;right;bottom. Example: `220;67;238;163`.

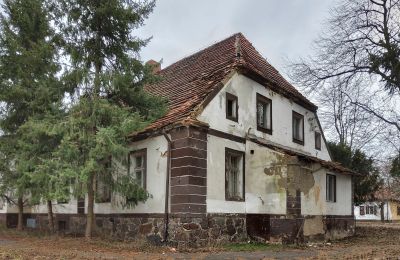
136;0;334;73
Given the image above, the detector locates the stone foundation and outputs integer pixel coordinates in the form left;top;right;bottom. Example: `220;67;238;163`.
168;214;247;248
1;213;354;247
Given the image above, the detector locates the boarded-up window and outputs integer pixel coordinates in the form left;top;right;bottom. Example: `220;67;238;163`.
360;206;365;215
256;93;272;134
326;174;336;202
225;148;245;201
292;111;304;145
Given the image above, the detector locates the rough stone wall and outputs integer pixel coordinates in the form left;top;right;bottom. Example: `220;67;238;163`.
168;214;247;248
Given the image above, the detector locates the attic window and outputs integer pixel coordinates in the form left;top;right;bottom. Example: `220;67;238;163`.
226;92;238;122
256;93;272;134
292;111;304;145
315;132;322;150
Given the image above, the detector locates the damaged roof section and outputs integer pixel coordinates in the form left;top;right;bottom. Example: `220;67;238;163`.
136;33;316;135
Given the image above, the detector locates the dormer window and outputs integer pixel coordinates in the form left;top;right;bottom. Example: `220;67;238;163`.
226;92;238;122
292;111;304;145
256;93;272;134
315;132;321;150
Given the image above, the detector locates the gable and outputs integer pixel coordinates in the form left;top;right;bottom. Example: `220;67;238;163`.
134;33;316;135
197;73;332;161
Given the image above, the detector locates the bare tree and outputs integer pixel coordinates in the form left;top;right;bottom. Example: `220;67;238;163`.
289;0;400;157
290;0;400;95
315;77;384;150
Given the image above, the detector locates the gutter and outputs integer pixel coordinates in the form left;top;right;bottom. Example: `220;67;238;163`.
162;132;172;243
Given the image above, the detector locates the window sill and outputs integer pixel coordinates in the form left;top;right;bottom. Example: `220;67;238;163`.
225;197;245;202
293;138;304;145
226;116;238;122
257;126;272;135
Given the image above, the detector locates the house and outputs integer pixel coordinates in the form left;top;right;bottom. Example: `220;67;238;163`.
0;33;356;246
354;188;400;222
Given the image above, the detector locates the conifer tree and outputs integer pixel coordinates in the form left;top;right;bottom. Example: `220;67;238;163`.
0;0;64;230
53;0;165;238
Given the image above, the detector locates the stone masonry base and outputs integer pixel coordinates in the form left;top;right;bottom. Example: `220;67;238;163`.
0;213;354;248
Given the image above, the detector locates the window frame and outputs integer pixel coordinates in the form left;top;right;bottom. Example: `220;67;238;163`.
128;148;147;190
326;174;337;203
360;205;365;215
256;93;273;135
225;148;245;202
226;92;238;122
315;131;322;150
292;111;305;145
95;176;112;203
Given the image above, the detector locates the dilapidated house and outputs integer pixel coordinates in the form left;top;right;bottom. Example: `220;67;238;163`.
0;33;356;246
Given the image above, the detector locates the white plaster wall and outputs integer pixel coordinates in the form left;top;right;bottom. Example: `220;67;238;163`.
198;73;331;161
245;141;286;215
30;135;168;215
207;135;351;216
207;134;246;213
31;199;78;214
302;170;352;216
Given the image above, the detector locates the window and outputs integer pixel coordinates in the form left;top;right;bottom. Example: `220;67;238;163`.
397;206;400;215
315;132;321;150
326;174;336;202
95;177;111;203
129;149;147;189
360;205;365;215
226;92;238;122
256;93;272;134
366;205;375;215
225;148;245;201
292;111;304;145
77;198;85;214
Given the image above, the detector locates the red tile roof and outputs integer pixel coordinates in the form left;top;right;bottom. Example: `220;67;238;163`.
137;33;317;134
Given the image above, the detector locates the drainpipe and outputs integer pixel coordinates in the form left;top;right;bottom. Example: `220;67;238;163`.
162;132;172;243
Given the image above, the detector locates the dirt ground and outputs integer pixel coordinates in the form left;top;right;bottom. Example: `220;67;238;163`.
0;222;399;259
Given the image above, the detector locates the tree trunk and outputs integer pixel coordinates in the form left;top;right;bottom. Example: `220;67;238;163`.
381;202;385;222
85;173;95;239
47;200;55;233
17;197;23;231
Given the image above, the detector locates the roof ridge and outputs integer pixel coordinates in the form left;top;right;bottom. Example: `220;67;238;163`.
160;32;243;72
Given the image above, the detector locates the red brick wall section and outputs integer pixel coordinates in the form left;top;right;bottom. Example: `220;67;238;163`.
170;126;207;214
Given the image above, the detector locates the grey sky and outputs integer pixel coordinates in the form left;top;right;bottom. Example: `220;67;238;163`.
136;0;334;73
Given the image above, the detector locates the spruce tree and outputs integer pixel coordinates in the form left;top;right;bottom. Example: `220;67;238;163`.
0;0;64;230
53;0;165;238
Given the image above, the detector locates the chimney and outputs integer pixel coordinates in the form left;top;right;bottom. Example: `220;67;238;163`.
145;59;161;74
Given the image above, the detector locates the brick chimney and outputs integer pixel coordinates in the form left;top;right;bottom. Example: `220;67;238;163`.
145;59;161;74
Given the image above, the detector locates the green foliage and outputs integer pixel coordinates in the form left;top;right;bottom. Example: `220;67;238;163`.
51;0;166;209
390;154;400;177
327;142;382;204
0;0;65;204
